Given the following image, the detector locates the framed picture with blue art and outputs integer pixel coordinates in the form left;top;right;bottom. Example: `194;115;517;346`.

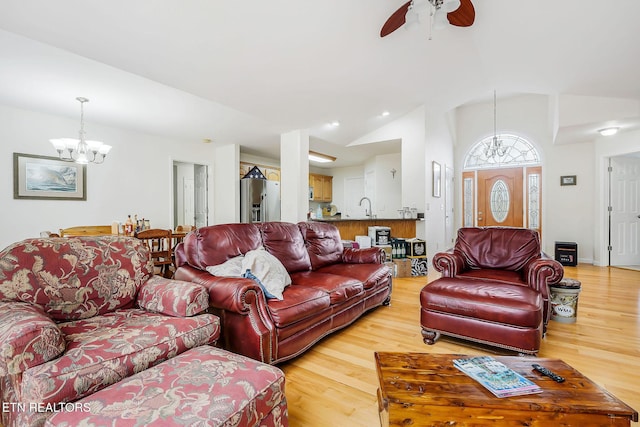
13;152;86;200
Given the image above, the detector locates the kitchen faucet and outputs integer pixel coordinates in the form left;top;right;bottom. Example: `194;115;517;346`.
359;197;372;218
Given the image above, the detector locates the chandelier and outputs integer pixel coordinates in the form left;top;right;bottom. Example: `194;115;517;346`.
405;0;461;32
50;97;111;164
485;90;506;159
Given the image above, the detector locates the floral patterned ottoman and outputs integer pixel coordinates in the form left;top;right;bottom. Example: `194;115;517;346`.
45;345;288;427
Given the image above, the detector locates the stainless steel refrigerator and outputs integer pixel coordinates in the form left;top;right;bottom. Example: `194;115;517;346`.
240;178;281;223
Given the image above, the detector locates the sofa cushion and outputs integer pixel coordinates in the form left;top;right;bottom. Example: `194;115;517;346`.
298;221;344;270
183;223;262;271
137;276;210;317
0;236;153;321
242;248;292;300
317;263;391;290
259;222;312;273
420;278;542;328
267;286;330;328
457;268;525;285
205;254;244;277
0;302;66;376
21;309;220;405
290;271;363;305
455;227;541;271
45;346;287;427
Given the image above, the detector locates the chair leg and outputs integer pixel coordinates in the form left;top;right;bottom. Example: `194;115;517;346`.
421;328;441;345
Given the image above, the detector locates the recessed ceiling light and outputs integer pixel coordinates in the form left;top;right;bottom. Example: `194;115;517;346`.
381;111;390;117
598;127;619;136
329;121;340;127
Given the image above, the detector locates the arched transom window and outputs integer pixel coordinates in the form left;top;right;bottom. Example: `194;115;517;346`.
464;134;540;170
462;133;542;234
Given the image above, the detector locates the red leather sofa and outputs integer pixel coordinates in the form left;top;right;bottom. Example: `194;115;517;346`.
174;221;392;364
421;227;564;354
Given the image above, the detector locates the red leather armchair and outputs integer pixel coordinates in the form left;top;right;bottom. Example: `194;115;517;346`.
421;227;564;354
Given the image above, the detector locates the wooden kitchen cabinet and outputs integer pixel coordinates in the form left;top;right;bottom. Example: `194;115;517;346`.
310;173;333;202
240;162;281;181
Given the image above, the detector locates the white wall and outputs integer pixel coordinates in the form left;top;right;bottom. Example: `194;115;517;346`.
371;153;402;218
280;130;309;223
328;164;365;217
425;109;456;254
0;104;215;250
214;144;240;224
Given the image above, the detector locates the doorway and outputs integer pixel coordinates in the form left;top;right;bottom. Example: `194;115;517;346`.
462;166;541;232
173;161;209;229
462;134;542;233
609;155;640;268
444;166;455;246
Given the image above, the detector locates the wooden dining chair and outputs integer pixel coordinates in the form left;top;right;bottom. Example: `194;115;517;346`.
172;225;195;246
134;228;173;278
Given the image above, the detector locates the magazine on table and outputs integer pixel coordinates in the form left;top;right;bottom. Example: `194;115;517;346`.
453;356;543;398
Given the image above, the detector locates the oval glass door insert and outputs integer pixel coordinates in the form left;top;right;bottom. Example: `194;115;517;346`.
490;179;510;223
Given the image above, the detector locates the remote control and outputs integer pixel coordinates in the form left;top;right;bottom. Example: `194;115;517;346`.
532;364;565;383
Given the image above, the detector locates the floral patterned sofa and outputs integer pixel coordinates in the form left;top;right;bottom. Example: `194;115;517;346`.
0;236;221;427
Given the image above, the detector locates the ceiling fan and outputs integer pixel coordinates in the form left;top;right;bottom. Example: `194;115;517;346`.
380;0;475;37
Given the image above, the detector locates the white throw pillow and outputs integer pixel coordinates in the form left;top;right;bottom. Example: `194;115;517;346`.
205;255;244;277
241;248;291;300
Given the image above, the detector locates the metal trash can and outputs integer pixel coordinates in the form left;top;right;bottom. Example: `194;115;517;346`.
549;278;581;323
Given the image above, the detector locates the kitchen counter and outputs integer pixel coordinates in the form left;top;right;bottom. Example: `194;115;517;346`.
313;217;420;240
314;217;419;222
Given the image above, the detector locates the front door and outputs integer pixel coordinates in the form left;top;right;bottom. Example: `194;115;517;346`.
477;167;523;227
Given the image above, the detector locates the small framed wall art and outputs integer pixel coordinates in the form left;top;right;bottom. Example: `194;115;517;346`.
560;175;577;186
13;152;87;200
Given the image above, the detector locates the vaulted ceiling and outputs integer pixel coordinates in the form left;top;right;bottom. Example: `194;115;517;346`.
1;1;639;166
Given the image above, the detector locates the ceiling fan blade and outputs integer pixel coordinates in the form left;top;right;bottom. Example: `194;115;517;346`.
380;1;412;37
447;0;475;27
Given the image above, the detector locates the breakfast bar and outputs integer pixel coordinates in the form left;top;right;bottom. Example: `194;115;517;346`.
312;218;420;240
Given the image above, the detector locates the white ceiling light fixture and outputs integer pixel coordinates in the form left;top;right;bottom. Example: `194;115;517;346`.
404;0;462;37
309;151;336;163
50;97;111;164
329;120;340;127
381;111;390;117
484;90;506;159
598;127;619;136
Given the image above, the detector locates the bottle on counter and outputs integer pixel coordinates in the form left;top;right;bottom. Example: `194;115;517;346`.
124;215;134;236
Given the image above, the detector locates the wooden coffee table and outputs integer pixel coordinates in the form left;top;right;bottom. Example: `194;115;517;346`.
375;352;638;426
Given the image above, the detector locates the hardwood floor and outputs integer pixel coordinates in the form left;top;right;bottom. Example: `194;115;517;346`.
279;264;640;426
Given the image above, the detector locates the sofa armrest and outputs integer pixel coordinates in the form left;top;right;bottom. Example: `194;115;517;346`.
137;276;209;317
174;266;277;363
0;302;66;375
432;250;467;277
342;247;384;264
523;255;564;294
